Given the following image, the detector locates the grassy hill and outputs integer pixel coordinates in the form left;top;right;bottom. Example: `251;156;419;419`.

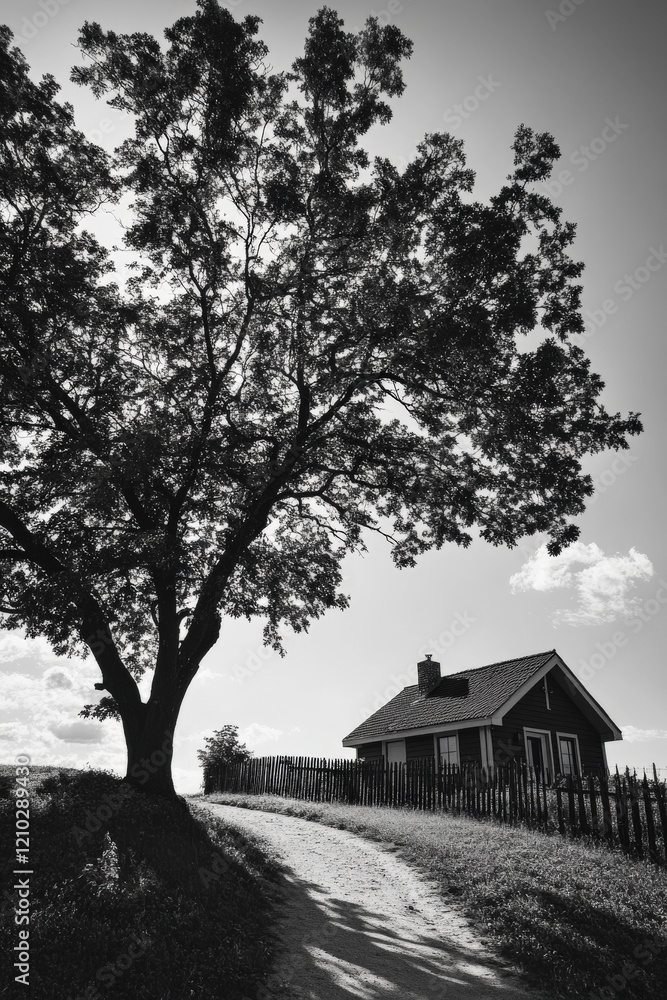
0;766;280;999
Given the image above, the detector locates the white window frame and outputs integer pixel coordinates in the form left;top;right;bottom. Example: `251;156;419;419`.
523;727;555;781
556;732;582;777
437;732;460;771
479;725;493;772
601;739;610;777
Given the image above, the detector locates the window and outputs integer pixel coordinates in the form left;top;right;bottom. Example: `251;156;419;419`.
386;740;406;765
439;734;459;770
557;734;580;776
523;729;554;782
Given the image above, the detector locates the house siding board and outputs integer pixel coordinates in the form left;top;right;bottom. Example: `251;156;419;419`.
490;722;527;768
406;734;435;761
458;727;483;766
498;671;606;775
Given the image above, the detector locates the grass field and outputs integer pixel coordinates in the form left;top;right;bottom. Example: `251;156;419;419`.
0;766;281;999
202;791;667;1000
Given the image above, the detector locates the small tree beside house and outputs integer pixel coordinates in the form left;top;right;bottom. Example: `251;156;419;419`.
198;725;253;792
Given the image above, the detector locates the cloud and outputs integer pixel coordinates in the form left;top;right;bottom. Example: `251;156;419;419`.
240;723;283;747
195;667;227;684
50;721;106;744
622;726;667;743
0;633;126;769
0;720;36;743
510;543;654;625
43;666;76;690
510;541;603;592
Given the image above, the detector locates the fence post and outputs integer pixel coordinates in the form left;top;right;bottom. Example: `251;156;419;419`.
534;768;542;827
576;774;589;837
641;773;658;863
653;764;667;863
599;771;614;848
627;772;644;858
588;775;599;839
553;781;564;837
566;772;576;837
614;770;630;852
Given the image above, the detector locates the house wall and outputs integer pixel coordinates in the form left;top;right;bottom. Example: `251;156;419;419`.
405;729;483;765
406;734;435;760
458;727;483;765
490;671;607;775
356;742;382;761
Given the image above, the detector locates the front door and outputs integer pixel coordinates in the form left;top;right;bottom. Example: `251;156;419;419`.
525;731;551;782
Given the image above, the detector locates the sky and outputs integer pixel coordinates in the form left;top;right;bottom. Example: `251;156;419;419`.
1;0;666;793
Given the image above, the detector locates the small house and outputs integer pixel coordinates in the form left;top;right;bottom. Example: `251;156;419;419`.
342;649;621;779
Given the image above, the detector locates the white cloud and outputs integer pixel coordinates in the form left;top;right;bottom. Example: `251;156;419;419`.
622;726;667;743
510;541;603;592
195;667;227;684
50;721;106;744
510;543;654;625
0;635;125;769
240;723;283;747
43;666;76;690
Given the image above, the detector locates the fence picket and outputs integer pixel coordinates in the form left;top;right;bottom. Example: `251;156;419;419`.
627;773;644;857
641;773;659;862
576;775;589;837
599;772;614;847
588;775;599;839
653;765;667;862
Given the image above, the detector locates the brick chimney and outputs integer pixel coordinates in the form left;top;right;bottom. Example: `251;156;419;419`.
417;654;441;695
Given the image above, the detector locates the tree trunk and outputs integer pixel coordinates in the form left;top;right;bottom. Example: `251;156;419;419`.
122;699;180;797
114;610;214;797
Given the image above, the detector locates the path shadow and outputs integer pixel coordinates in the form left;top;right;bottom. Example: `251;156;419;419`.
261;869;537;1000
197;803;543;1000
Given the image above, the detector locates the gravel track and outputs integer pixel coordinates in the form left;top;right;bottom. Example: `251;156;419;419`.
196;802;548;1000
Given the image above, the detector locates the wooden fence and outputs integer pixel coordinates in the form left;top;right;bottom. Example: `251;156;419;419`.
204;756;667;866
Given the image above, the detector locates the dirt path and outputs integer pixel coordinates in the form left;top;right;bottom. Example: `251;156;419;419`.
196;802;547;1000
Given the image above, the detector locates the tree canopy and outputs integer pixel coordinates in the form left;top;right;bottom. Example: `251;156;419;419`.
198;725;253;775
0;2;640;793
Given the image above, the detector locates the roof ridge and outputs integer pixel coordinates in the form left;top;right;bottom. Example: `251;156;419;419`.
395;649;556;692
439;649;556;679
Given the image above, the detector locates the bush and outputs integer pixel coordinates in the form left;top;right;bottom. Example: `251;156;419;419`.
0;769;279;999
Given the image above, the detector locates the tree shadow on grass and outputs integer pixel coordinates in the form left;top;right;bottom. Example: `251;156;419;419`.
523;886;667;1000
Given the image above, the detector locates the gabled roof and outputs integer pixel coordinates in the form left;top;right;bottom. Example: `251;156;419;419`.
343;650;558;745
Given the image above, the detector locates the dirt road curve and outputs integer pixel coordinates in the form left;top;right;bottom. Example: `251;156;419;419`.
197;803;547;1000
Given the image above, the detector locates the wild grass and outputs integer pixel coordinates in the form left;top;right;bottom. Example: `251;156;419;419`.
0;767;281;999
202;791;667;1000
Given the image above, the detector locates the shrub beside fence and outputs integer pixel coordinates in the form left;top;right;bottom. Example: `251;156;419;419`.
204;756;667;866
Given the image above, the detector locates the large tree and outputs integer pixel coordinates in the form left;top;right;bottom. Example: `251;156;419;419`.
0;3;640;795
